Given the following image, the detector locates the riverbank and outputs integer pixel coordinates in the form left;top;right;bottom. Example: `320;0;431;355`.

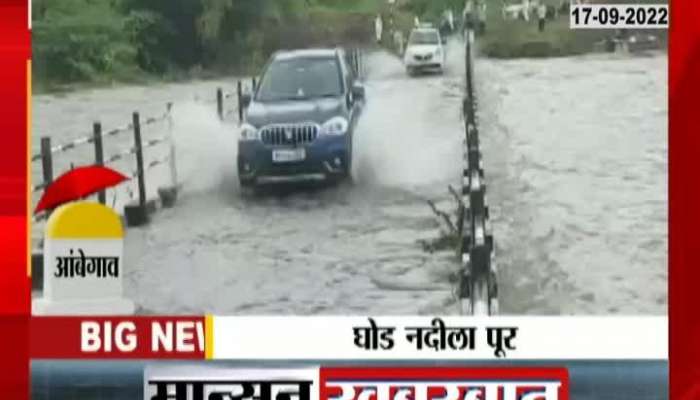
477;0;668;58
32;66;231;95
479;12;609;58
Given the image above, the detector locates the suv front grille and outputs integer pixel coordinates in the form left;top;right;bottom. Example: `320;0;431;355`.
414;54;433;61
260;123;319;146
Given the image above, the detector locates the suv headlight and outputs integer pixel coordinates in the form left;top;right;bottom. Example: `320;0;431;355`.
320;116;349;136
240;123;260;141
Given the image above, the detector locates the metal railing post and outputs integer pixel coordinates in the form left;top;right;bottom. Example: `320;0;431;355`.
132;112;147;208
39;136;54;216
217;87;224;121
166;102;177;188
93;122;106;204
237;81;244;124
40;137;53;190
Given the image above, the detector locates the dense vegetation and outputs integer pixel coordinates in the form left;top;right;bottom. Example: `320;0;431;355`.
32;0;668;90
32;0;309;89
32;0;459;91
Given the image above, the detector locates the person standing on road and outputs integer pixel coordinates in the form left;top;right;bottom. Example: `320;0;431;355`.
440;16;451;38
375;13;384;43
537;2;547;32
448;9;455;31
477;1;487;35
463;0;474;34
521;0;531;21
394;29;405;55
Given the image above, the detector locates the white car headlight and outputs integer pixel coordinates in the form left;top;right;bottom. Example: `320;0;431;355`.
240;123;260;141
320;116;349;136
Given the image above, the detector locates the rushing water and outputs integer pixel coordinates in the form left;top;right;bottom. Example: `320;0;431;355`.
31;41;667;315
476;51;667;315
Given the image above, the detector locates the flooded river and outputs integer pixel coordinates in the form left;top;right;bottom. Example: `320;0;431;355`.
477;51;667;315
32;41;667;315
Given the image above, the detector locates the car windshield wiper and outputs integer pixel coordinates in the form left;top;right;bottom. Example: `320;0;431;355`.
259;95;310;102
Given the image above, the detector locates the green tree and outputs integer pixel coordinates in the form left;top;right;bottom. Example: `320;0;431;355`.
33;0;136;82
120;0;204;72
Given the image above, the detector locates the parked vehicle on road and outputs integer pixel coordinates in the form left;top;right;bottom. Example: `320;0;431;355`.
238;48;365;188
404;27;446;75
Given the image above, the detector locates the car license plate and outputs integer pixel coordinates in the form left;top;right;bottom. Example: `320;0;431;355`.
272;148;306;163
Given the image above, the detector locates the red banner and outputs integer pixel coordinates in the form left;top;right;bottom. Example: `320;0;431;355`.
31;316;206;359
669;0;700;399
320;367;570;400
0;1;30;399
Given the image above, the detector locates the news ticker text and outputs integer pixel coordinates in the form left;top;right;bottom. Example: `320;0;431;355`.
30;316;667;360
353;318;517;357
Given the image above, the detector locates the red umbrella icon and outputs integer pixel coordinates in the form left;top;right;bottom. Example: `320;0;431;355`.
34;165;129;214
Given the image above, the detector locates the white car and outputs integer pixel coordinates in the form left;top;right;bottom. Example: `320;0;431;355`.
404;27;446;75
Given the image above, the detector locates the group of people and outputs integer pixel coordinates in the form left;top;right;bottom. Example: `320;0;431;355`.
373;12;406;55
501;0;572;32
373;8;456;56
373;0;582;48
373;1;491;56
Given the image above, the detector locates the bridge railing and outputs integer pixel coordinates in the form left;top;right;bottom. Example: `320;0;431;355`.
31;103;178;227
458;30;498;316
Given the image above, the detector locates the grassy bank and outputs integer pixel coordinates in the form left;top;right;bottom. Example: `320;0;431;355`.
479;9;608;58
478;0;668;58
32;65;232;95
311;0;382;13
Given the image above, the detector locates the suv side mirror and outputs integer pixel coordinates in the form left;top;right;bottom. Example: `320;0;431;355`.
352;82;365;101
241;93;252;108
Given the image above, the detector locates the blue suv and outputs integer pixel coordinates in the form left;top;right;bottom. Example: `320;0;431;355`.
238;48;365;187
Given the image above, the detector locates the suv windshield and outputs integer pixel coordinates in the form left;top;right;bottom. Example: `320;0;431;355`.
256;56;343;102
409;30;440;45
